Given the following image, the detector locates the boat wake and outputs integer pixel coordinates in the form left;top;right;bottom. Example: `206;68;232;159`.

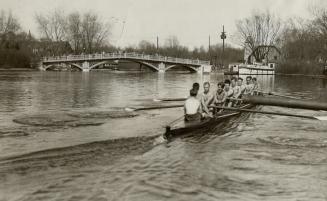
0;135;159;176
12;109;139;127
257;136;327;148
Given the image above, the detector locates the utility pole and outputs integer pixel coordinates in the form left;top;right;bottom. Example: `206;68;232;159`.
156;36;159;52
209;35;211;65
209;35;211;52
220;25;227;69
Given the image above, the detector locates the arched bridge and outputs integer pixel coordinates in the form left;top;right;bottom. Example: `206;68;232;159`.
40;52;212;73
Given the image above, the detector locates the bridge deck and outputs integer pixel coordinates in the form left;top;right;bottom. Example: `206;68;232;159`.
43;52;210;66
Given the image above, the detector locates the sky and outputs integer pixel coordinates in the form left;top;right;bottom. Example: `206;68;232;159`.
0;0;325;49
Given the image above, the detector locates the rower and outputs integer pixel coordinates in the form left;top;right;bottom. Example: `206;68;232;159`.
231;77;241;99
192;82;201;99
237;77;245;96
223;79;233;106
200;82;214;117
252;77;261;95
212;82;226;113
244;76;254;95
184;88;202;121
192;82;200;92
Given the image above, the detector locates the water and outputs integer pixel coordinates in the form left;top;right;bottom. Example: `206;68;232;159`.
0;71;327;201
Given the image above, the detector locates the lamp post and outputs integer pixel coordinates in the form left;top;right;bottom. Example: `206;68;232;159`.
220;25;227;69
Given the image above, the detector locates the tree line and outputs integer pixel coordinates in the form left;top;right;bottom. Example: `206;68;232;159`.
235;6;327;75
2;6;327;74
0;10;33;68
0;9;243;69
277;7;327;74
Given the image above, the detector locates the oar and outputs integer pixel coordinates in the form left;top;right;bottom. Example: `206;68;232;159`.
211;106;327;120
153;91;302;102
241;95;327;111
266;91;304;100
153;98;187;102
125;104;184;112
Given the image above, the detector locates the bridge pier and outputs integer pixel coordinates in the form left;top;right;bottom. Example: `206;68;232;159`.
199;65;212;73
158;62;165;73
82;61;90;72
36;61;46;71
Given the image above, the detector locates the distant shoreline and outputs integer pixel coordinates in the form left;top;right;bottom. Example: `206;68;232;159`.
276;73;327;79
0;68;37;71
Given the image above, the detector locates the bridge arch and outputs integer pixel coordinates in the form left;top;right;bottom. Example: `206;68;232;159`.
88;58;159;72
116;58;159;72
43;64;55;71
68;63;83;71
165;64;198;72
43;63;83;71
89;61;110;70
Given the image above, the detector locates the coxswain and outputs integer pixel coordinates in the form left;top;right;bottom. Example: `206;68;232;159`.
184;88;202;121
192;82;201;99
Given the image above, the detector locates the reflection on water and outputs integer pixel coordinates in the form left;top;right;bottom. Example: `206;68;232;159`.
0;71;326;201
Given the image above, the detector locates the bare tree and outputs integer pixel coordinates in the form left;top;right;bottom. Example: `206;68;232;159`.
35;9;66;42
235;10;281;62
0;10;20;34
164;35;179;48
309;6;327;60
67;12;82;53
81;12;110;53
35;10;111;54
138;40;156;54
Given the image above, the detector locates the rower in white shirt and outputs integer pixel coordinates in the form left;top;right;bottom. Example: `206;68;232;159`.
244;76;254;95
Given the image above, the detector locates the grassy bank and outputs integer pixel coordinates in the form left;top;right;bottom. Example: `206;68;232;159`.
0;67;36;71
277;59;325;75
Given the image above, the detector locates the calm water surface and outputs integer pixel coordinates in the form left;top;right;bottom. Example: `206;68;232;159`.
0;71;327;201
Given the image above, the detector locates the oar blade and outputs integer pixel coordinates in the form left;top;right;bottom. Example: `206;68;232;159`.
314;116;327;121
125;107;136;112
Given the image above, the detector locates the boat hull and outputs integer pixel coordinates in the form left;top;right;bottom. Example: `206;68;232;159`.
225;63;275;75
238;67;274;75
164;103;254;139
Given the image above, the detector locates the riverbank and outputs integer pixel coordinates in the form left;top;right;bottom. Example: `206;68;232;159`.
0;68;37;71
276;73;327;79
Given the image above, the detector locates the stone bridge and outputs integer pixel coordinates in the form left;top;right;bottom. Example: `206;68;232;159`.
40;52;212;73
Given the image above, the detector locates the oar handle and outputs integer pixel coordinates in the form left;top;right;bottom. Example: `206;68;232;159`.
154;98;187;102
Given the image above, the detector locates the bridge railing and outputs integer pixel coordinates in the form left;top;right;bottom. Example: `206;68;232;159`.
43;52;210;65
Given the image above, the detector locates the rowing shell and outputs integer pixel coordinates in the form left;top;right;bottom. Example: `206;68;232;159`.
164;103;255;139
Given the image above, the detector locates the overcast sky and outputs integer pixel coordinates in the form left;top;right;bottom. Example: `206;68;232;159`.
0;0;325;48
